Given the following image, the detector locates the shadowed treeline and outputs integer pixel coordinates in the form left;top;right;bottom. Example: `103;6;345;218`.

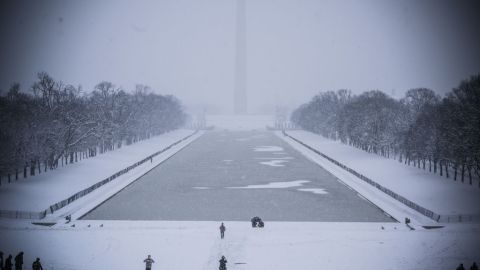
0;72;186;183
291;74;480;185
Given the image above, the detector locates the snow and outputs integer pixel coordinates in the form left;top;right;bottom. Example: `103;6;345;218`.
227;180;310;189
253;146;284;152
254;145;289;167
259;160;289;167
0;220;478;270
279;130;480;217
0;129;201;213
0;126;479;269
297;188;328;195
254;157;293;160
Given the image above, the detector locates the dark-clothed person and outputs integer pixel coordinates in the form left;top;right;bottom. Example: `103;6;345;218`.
143;255;155;270
219;222;226;239
471;262;478;270
5;255;12;270
1;251;4;270
219;256;227;270
14;252;23;270
458;264;466;270
32;258;43;270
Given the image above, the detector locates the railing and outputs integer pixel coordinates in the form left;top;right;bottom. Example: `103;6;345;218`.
0;209;48;219
283;130;479;223
437;214;480;223
0;130;198;220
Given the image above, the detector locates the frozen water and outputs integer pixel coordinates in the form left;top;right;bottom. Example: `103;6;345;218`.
82;131;395;222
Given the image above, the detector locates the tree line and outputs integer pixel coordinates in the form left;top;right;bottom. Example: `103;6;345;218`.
291;74;480;186
0;72;186;183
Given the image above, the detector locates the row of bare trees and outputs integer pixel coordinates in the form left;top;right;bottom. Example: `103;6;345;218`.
291;74;480;186
0;72;186;183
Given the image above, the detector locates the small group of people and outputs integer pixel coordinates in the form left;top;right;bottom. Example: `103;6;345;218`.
0;251;43;270
251;216;264;227
457;262;478;270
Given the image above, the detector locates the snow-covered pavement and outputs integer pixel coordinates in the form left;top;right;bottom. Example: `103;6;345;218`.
279;130;480;218
0;220;478;270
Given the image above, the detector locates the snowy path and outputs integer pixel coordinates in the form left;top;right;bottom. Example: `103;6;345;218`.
281;130;480;217
0;129;199;213
202;232;247;270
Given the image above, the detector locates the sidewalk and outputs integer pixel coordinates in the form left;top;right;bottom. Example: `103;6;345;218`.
0;129;197;212
282;130;480;217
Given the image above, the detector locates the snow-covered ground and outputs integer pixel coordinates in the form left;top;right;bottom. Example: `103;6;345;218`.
0;220;478;270
0;129;199;213
1;126;479;269
280;130;480;217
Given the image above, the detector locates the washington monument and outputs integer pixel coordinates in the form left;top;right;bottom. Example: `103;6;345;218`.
234;0;247;114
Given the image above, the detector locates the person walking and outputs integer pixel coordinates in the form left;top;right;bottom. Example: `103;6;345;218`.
14;252;23;270
457;263;466;270
219;222;226;239
143;255;155;270
470;262;478;270
219;256;227;270
1;251;4;270
4;255;12;270
31;258;43;270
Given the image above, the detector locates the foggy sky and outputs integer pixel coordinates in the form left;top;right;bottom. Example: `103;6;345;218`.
1;0;479;113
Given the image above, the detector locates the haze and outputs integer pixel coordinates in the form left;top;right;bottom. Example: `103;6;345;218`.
1;0;479;113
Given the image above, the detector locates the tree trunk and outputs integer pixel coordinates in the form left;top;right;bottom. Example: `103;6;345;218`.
461;163;465;183
15;168;19;180
468;166;472;185
30;160;35;176
445;162;449;178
